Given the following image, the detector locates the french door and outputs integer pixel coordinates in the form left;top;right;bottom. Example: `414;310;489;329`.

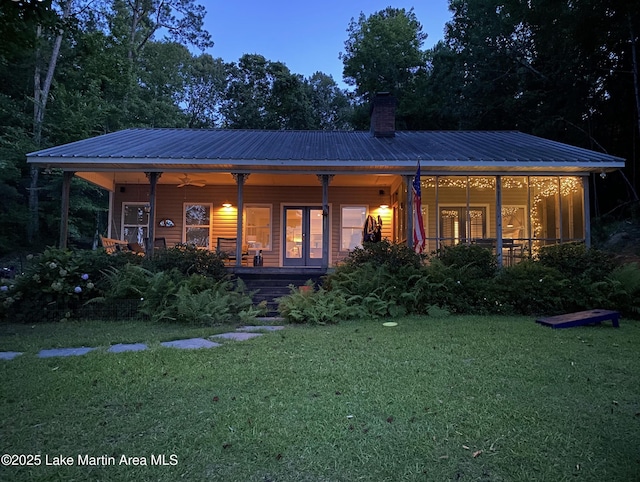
283;206;324;266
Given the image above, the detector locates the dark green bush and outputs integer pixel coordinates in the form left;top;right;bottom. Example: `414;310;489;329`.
338;240;425;271
2;247;104;322
139;276;265;325
537;242;617;281
277;282;360;324
144;245;227;279
0;246;243;323
601;262;640;317
436;244;499;279
495;260;570;315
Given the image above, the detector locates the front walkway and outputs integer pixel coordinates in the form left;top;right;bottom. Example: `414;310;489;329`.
0;324;285;360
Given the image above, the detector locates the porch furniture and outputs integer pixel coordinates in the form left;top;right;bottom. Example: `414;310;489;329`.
216;237;249;266
154;237;167;249
100;236;130;254
127;242;145;255
472;238;523;266
536;309;620;329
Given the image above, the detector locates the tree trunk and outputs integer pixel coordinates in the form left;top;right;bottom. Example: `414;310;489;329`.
629;15;640;191
29;0;73;244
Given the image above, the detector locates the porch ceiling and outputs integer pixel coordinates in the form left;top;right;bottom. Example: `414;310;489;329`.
76;171;398;188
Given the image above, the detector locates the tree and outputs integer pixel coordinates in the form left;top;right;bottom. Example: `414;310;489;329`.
306;72;352;130
341;7;428;103
222;54;314;130
180;53;227;128
436;0;640;205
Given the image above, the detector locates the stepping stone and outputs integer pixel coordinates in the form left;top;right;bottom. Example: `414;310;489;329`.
237;325;285;332
108;343;148;353
0;351;23;360
161;338;221;349
38;347;96;358
211;332;263;341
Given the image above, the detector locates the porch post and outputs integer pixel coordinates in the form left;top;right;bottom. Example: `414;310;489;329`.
495;175;504;267
145;172;161;253
234;173;245;266
107;190;114;238
583;175;591;248
59;171;74;249
321;174;331;270
405;175;413;249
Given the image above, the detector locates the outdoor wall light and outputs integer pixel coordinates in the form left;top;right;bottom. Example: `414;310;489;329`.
222;202;232;208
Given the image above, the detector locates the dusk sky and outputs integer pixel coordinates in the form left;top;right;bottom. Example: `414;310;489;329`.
200;1;453;88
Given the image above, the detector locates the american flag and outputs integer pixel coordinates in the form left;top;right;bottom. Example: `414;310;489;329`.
412;161;426;253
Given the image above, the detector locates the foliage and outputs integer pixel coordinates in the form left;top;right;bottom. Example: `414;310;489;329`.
0;246;263;324
139;275;265;325
144;244;228;279
537;242;618;279
602;262;640;317
1;247;100;322
494;260;570;316
341;7;427;102
436;243;499;279
336;239;425;271
277;281;360;325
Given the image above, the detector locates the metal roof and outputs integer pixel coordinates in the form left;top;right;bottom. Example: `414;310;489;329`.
27;128;625;173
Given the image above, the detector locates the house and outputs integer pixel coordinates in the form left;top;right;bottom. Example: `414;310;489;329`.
27;94;625;270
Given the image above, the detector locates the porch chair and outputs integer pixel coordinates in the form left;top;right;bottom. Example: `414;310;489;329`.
99;235;130;254
154;237;167;249
216;237;249;266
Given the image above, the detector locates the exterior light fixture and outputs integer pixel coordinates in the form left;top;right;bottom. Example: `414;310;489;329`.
222;202;232;208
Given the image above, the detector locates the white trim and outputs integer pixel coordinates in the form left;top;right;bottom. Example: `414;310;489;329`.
438;204;492;242
120;202;150;244
244;203;273;251
340;205;368;252
279;203;332;267
182;202;213;250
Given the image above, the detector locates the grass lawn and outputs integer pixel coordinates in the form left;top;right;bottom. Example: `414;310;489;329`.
0;315;638;481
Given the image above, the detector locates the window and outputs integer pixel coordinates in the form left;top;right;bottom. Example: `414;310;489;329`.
502;206;527;240
440;207;486;245
122;203;149;244
341;206;367;250
184;203;212;248
244;205;272;250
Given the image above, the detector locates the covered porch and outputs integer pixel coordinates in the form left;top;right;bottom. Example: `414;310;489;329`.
27;127;625;268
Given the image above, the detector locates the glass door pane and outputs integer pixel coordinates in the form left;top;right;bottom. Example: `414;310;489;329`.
309;209;323;259
285;208;303;262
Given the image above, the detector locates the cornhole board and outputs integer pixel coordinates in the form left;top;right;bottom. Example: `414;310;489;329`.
536;309;620;329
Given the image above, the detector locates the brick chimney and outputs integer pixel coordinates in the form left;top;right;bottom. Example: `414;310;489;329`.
370;92;396;138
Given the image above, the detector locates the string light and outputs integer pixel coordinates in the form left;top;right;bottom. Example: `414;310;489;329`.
416;175;583;250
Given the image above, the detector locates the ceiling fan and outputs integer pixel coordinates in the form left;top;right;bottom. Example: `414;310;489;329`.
177;174;206;188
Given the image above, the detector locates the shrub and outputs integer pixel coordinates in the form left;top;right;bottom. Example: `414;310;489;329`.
537;243;617;281
436;244;499;279
144;245;227;279
338;240;425;271
602;262;640;318
2;248;102;322
495;260;570;315
277;281;360;324
139;275;265;325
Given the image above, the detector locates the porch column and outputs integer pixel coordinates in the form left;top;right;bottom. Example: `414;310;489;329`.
233;173;246;266
405;175;413;250
59;171;74;249
321;174;332;270
145;172;162;253
495;175;504;267
583;175;591;248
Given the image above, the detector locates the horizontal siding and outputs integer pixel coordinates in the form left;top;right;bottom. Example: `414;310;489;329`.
112;182;395;266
